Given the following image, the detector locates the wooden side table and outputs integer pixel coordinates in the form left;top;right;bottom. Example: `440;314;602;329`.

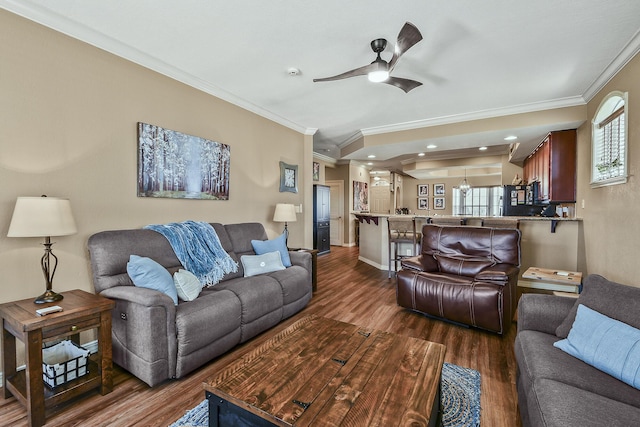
520;267;583;293
1;289;115;427
290;248;318;291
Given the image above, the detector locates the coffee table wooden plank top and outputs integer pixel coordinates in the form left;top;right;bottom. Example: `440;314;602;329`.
204;315;446;427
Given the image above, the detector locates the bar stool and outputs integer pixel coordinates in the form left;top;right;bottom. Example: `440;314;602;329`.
414;216;429;254
429;217;465;226
481;218;520;229
388;217;417;278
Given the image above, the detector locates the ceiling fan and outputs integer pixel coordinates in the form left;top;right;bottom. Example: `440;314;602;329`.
313;22;423;93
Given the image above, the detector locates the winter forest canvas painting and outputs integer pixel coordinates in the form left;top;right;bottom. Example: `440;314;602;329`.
137;123;230;200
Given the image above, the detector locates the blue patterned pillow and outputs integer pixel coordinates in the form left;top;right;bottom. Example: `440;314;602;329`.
554;304;640;389
251;233;291;267
127;255;178;305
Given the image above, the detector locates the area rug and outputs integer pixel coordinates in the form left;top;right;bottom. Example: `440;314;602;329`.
169;362;481;427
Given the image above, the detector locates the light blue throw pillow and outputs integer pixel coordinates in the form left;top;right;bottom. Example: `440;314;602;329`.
251;232;291;267
173;269;202;301
554;304;640;390
241;251;286;277
127;255;178;305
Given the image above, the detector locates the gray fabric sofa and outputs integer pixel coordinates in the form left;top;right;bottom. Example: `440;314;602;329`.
88;222;312;387
515;274;640;426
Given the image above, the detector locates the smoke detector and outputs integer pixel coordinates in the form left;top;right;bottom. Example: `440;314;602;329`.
287;67;301;76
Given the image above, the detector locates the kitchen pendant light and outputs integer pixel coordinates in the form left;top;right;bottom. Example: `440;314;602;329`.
459;170;471;195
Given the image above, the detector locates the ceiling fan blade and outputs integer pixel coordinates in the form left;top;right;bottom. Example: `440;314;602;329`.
313;63;377;82
389;22;423;71
383;77;423;93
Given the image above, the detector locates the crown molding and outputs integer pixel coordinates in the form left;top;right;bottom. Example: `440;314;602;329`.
0;1;314;136
312;152;336;164
337;131;365;148
583;28;640;102
359;96;587;137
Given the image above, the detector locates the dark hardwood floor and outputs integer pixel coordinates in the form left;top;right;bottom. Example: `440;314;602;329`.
0;246;521;426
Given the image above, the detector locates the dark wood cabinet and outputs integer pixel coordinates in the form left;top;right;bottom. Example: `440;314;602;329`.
523;130;576;203
313;185;330;254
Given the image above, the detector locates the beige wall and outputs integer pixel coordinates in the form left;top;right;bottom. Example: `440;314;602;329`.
403;175;502;215
576;51;640;285
0;10;311;306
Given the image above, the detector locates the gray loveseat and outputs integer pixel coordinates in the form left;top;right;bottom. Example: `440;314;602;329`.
88;222;312;387
515;274;640;426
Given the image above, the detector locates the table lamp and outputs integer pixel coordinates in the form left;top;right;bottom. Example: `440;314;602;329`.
7;196;78;304
273;203;297;243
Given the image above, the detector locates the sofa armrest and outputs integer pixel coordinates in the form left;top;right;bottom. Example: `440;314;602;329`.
400;254;438;272
288;250;312;273
517;293;575;335
475;263;519;285
99;286;177;383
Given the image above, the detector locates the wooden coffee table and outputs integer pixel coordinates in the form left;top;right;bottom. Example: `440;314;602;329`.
204;315;446;427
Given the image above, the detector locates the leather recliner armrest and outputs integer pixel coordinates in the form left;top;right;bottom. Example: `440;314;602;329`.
400;254;438;272
474;264;519;285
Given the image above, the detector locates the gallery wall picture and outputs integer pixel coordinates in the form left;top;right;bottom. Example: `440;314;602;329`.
313;162;320;181
434;197;445;209
418;184;429;196
418;198;429;210
279;162;298;193
434;183;445;195
353;181;369;211
137;122;230;200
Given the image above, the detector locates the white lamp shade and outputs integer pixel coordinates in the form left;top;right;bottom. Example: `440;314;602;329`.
7;197;77;237
273;203;297;223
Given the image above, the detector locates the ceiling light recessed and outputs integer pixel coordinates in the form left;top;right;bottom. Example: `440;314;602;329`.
427;144;437;149
367;154;376;159
504;136;518;141
367;162;373;166
374;176;381;181
418;152;425;157
479;146;487;151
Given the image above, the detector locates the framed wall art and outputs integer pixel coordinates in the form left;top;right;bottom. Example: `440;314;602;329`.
353;181;369;211
279;161;298;193
313;162;320;181
418;198;429;210
418;184;429;196
434;197;445;210
434;183;445;195
137;122;230;200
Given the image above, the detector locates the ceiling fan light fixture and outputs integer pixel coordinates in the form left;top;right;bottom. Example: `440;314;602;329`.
367;60;389;82
368;70;389;82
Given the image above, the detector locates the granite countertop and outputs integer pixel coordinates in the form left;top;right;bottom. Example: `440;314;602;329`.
352;213;582;221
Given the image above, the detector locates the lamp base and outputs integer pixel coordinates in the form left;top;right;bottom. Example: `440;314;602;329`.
34;289;64;304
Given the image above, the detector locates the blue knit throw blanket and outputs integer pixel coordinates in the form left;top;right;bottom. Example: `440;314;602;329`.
144;221;238;286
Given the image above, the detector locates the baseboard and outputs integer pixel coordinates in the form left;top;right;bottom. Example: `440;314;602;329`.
0;339;98;387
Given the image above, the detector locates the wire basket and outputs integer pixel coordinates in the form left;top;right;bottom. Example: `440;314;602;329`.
42;340;90;388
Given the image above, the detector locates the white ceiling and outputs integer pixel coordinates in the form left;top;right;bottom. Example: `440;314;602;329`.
3;0;640;176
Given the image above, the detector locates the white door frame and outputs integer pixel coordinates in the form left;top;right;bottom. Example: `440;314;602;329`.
326;180;344;246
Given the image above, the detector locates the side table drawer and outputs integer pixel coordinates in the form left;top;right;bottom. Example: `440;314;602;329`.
42;314;101;340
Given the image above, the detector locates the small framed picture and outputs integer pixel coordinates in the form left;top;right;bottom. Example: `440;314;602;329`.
312;162;320;181
418;198;429;210
434;197;445;210
434;183;445;195
418;184;429;196
279;161;298;193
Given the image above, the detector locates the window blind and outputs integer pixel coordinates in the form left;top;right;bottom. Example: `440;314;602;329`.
593;106;625;182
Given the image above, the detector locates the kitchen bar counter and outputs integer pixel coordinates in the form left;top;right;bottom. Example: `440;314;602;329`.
354;213;583;279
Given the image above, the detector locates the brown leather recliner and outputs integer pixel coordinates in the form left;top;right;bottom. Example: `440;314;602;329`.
396;224;521;334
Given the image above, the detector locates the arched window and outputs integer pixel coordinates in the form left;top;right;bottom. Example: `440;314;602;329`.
591;91;628;187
